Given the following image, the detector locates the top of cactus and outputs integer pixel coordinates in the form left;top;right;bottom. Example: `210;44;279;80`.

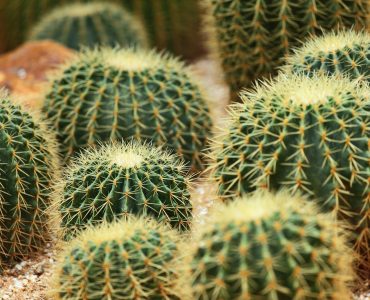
240;73;369;106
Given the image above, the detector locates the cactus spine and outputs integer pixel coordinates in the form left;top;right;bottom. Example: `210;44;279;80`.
51;218;187;299
43;48;213;170
0;94;59;268
203;0;369;99
209;74;370;273
29;2;148;50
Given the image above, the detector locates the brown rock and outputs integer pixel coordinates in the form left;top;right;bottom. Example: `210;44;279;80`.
0;40;75;109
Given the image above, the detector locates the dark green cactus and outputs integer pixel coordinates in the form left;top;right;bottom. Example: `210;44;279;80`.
190;191;354;299
209;74;370;275
43;48;213;170
57;142;193;239
285;30;370;83
0;94;59;269
203;0;369;100
29;2;147;50
51;218;187;299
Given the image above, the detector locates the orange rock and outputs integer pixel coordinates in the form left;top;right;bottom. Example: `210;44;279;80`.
0;40;75;109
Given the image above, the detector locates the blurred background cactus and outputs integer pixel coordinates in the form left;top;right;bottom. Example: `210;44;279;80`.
28;2;148;50
203;0;369;100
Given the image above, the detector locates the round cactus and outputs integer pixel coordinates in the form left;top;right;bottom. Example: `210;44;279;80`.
190;191;353;299
0;94;59;268
285;30;370;83
57;141;192;239
29;2;148;50
203;0;369;99
209;74;369;272
43;48;213;170
51;218;187;299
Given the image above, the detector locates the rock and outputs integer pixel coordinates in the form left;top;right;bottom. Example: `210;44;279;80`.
34;264;44;276
0;40;74;109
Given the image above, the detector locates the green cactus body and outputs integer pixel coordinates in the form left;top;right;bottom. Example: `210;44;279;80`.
285;31;370;83
58;142;192;239
51;218;186;299
209;74;370;274
0;95;59;268
43;48;213;170
29;2;147;50
190;191;353;299
203;0;369;99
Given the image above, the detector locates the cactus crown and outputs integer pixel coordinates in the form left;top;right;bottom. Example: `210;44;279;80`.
50;217;188;300
190;191;353;299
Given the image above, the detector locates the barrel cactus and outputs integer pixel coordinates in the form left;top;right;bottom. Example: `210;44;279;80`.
57;141;192;239
29;2;147;50
209;74;369;273
285;30;370;83
0;94;59;268
190;191;353;299
50;218;187;299
203;0;369;99
43;48;213;170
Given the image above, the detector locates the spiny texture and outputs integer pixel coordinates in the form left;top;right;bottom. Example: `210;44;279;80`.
43;48;212;170
29;2;147;50
285;30;370;83
57;142;192;239
0;95;59;269
190;191;353;299
51;218;187;300
203;0;369;99
210;74;370;275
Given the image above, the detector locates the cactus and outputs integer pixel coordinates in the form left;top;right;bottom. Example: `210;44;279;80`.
50;218;187;299
209;74;370;275
284;30;370;83
29;2;147;50
57;141;192;239
190;191;354;299
0;94;59;269
203;0;369;100
43;48;213;170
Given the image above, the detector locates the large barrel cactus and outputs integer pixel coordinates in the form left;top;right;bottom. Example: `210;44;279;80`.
0;94;59;268
43;48;213;170
209;74;369;274
190;191;353;299
203;0;369;99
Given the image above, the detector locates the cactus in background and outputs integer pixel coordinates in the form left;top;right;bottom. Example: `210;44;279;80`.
29;2;148;50
285;30;370;83
209;74;370;275
58;142;192;239
190;191;353;299
0;94;59;268
43;48;213;170
203;0;369;100
51;218;187;299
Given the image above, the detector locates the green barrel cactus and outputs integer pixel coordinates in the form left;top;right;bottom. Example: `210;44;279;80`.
29;2;147;50
51;218;187;299
57;141;192;239
209;74;370;274
43;48;213;170
203;0;369;100
190;191;353;299
284;30;370;83
0;94;59;269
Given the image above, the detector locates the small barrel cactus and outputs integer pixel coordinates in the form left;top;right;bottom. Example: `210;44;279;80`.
285;30;370;83
209;74;369;273
57;141;192;239
29;2;147;50
203;0;369;99
50;218;187;299
0;94;59;268
190;191;353;299
43;48;213;170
